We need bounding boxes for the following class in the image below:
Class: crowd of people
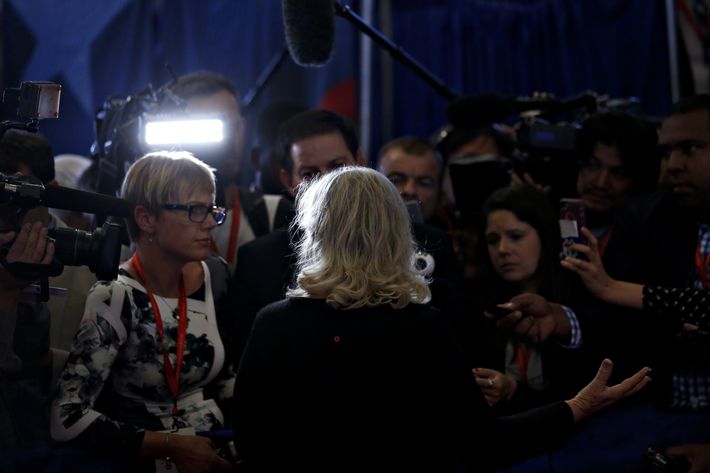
[1,69,709,472]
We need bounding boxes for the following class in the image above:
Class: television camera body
[442,91,642,218]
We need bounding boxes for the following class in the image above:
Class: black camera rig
[1,81,130,299]
[441,91,643,216]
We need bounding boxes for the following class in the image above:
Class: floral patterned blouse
[50,260,233,454]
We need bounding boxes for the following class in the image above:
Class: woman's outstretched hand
[565,358,650,422]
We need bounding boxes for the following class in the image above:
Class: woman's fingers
[580,227,598,248]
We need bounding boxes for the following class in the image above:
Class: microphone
[282,0,336,67]
[42,185,134,218]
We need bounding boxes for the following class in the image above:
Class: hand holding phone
[559,198,587,259]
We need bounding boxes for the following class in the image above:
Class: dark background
[1,0,672,184]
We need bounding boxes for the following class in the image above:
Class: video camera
[92,79,230,199]
[2,81,132,296]
[440,91,642,217]
[0,172,126,281]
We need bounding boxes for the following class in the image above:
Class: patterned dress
[50,260,233,454]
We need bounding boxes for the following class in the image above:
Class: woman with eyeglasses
[51,152,233,473]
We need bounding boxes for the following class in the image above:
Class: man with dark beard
[574,112,659,258]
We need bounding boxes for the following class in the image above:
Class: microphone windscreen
[282,0,336,67]
[42,185,134,218]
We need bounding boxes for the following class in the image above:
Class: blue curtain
[2,0,357,164]
[384,0,671,152]
[3,0,670,169]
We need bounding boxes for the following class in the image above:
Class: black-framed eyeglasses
[161,203,227,225]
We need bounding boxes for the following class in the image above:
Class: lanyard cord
[131,252,188,418]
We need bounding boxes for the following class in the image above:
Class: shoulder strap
[239,188,270,237]
[203,256,229,302]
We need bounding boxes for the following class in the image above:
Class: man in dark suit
[229,109,457,370]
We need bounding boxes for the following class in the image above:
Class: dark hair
[671,93,710,116]
[378,136,444,172]
[171,70,241,104]
[0,130,55,184]
[436,94,516,159]
[254,101,309,193]
[577,112,659,193]
[276,109,359,175]
[481,185,565,300]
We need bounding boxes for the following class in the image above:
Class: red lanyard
[209,192,241,264]
[597,226,614,258]
[516,343,530,384]
[676,0,710,44]
[131,253,188,418]
[695,241,710,289]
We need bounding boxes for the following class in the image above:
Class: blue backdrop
[3,0,671,180]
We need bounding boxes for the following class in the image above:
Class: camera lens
[48,222,123,280]
[48,227,94,267]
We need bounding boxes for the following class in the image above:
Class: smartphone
[559,198,586,259]
[472,298,513,319]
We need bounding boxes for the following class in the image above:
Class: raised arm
[560,226,644,310]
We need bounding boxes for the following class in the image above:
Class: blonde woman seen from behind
[232,166,651,473]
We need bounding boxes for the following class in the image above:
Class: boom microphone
[282,0,336,66]
[42,185,134,218]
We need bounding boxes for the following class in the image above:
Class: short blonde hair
[288,166,431,309]
[120,151,216,241]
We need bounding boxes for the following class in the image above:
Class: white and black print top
[50,260,234,454]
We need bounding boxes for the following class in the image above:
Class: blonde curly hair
[287,166,431,309]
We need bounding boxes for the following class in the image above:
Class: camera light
[144,118,224,145]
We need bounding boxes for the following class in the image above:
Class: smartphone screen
[559,198,586,259]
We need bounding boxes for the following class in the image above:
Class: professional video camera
[1,81,132,297]
[0,172,125,281]
[92,78,230,199]
[439,91,642,217]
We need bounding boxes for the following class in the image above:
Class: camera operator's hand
[0,222,55,306]
[5,222,54,266]
[565,358,650,422]
[509,172,551,194]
